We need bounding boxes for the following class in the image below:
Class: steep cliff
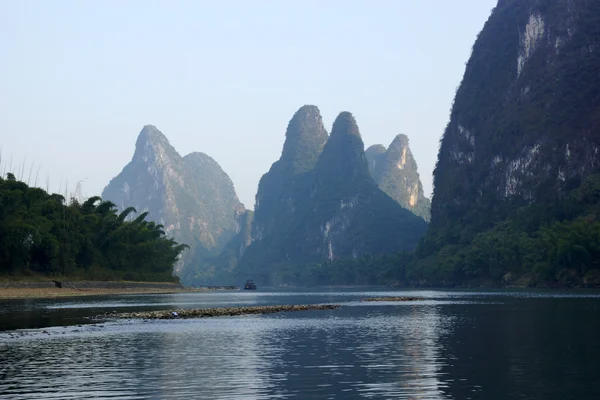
[252,105,329,243]
[239,108,428,283]
[430,0,600,240]
[102,125,244,281]
[366,134,431,220]
[417,0,600,287]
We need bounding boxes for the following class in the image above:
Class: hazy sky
[1,0,497,209]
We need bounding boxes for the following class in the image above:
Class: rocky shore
[361,296,424,302]
[100,304,341,320]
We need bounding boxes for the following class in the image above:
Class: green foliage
[0,174,187,281]
[252,105,329,250]
[431,0,600,247]
[259,252,414,287]
[279,105,330,175]
[419,0,600,287]
[412,173,600,287]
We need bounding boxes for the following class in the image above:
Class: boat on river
[244,280,257,290]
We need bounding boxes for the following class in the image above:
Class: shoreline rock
[99,304,341,320]
[360,296,424,302]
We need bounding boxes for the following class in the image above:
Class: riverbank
[0,281,235,299]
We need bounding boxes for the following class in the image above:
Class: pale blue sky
[0,0,497,208]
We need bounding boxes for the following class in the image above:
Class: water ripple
[2,290,600,399]
[0,304,456,399]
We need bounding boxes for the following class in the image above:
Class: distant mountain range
[102,125,245,282]
[202,106,428,285]
[102,111,430,285]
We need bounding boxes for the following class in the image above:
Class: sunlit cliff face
[102,125,244,279]
[365,134,431,221]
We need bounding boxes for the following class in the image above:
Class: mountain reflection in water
[1,290,599,399]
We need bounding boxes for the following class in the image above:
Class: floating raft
[101,304,341,320]
[360,296,424,302]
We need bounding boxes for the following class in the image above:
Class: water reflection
[0,304,454,399]
[244,304,453,399]
[156,318,288,399]
[351,305,451,398]
[1,291,600,399]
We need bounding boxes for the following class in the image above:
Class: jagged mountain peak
[141,124,161,134]
[366,144,387,155]
[253,105,328,238]
[366,134,431,221]
[389,133,410,150]
[316,112,370,184]
[136,124,168,145]
[233,107,428,284]
[386,134,416,170]
[280,105,329,174]
[133,125,176,162]
[102,125,244,284]
[331,112,361,139]
[288,104,322,126]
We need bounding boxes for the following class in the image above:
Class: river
[1,288,599,399]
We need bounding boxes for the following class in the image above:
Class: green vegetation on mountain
[413,173,600,287]
[102,125,244,284]
[411,0,600,287]
[0,173,186,282]
[251,105,329,244]
[233,107,428,285]
[252,252,414,287]
[366,134,431,221]
[184,209,254,284]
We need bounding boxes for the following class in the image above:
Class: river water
[0,288,599,399]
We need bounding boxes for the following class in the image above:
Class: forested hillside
[0,173,186,282]
[233,108,428,285]
[413,173,600,287]
[414,0,600,287]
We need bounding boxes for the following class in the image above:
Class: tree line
[0,173,187,282]
[410,173,600,288]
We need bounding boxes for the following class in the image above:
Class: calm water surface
[0,288,599,399]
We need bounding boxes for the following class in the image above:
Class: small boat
[244,280,257,290]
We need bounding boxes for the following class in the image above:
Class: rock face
[366,134,431,221]
[252,105,329,243]
[429,0,600,242]
[198,209,254,282]
[102,125,244,281]
[238,107,428,283]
